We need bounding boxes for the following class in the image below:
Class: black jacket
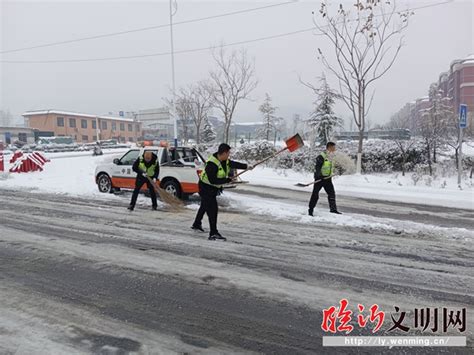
[313,154,325,180]
[132,153,160,180]
[200,153,248,191]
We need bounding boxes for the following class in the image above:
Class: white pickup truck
[95,146,205,199]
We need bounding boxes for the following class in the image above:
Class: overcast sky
[1,0,473,128]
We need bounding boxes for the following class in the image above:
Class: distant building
[137,107,170,127]
[393,54,474,135]
[136,107,174,141]
[443,55,474,115]
[0,126,37,145]
[230,122,263,136]
[23,110,142,143]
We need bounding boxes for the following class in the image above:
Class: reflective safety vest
[139,158,158,177]
[320,151,333,177]
[200,155,230,188]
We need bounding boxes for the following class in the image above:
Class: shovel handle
[303,175,334,187]
[234,147,288,178]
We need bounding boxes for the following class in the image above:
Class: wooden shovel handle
[304,175,334,186]
[233,147,288,178]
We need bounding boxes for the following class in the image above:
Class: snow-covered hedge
[194,138,470,176]
[335,139,428,173]
[333,151,357,175]
[195,143,219,159]
[231,140,277,162]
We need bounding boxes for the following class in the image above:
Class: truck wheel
[162,179,182,199]
[97,173,112,193]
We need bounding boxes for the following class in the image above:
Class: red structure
[9,151,50,173]
[10,151,23,164]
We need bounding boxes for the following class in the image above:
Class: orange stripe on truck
[112,176,161,191]
[181,182,199,194]
[111,176,199,194]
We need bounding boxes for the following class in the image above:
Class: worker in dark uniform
[308,141,342,216]
[128,150,160,211]
[192,143,251,241]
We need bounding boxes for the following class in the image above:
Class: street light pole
[169,0,178,147]
[457,104,467,188]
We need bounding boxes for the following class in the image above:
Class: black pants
[130,177,157,208]
[309,178,337,212]
[194,182,219,235]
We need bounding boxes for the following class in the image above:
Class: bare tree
[386,111,415,176]
[209,45,258,143]
[387,107,411,131]
[314,0,412,173]
[443,100,462,168]
[166,92,193,145]
[418,84,452,176]
[167,82,213,145]
[186,80,214,144]
[177,97,193,144]
[395,139,416,176]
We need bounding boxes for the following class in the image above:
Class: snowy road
[0,188,472,354]
[230,183,474,229]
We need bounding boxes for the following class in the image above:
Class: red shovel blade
[285,133,304,152]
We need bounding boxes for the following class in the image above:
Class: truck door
[111,150,139,189]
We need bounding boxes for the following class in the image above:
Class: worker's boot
[209,232,226,241]
[127,204,134,211]
[308,208,314,217]
[191,224,205,233]
[329,198,341,214]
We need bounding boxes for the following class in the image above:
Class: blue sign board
[119,111,124,117]
[459,104,467,128]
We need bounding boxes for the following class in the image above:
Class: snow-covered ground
[210,192,473,242]
[0,149,128,197]
[1,150,472,210]
[2,188,471,353]
[1,150,472,353]
[242,167,473,210]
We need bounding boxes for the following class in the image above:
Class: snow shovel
[142,173,184,211]
[233,133,304,178]
[295,175,334,187]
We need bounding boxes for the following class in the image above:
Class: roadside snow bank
[0,151,162,208]
[216,192,473,241]
[1,151,471,210]
[242,167,473,210]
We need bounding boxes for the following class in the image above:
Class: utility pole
[95,116,100,142]
[458,104,468,188]
[133,112,138,143]
[169,0,178,148]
